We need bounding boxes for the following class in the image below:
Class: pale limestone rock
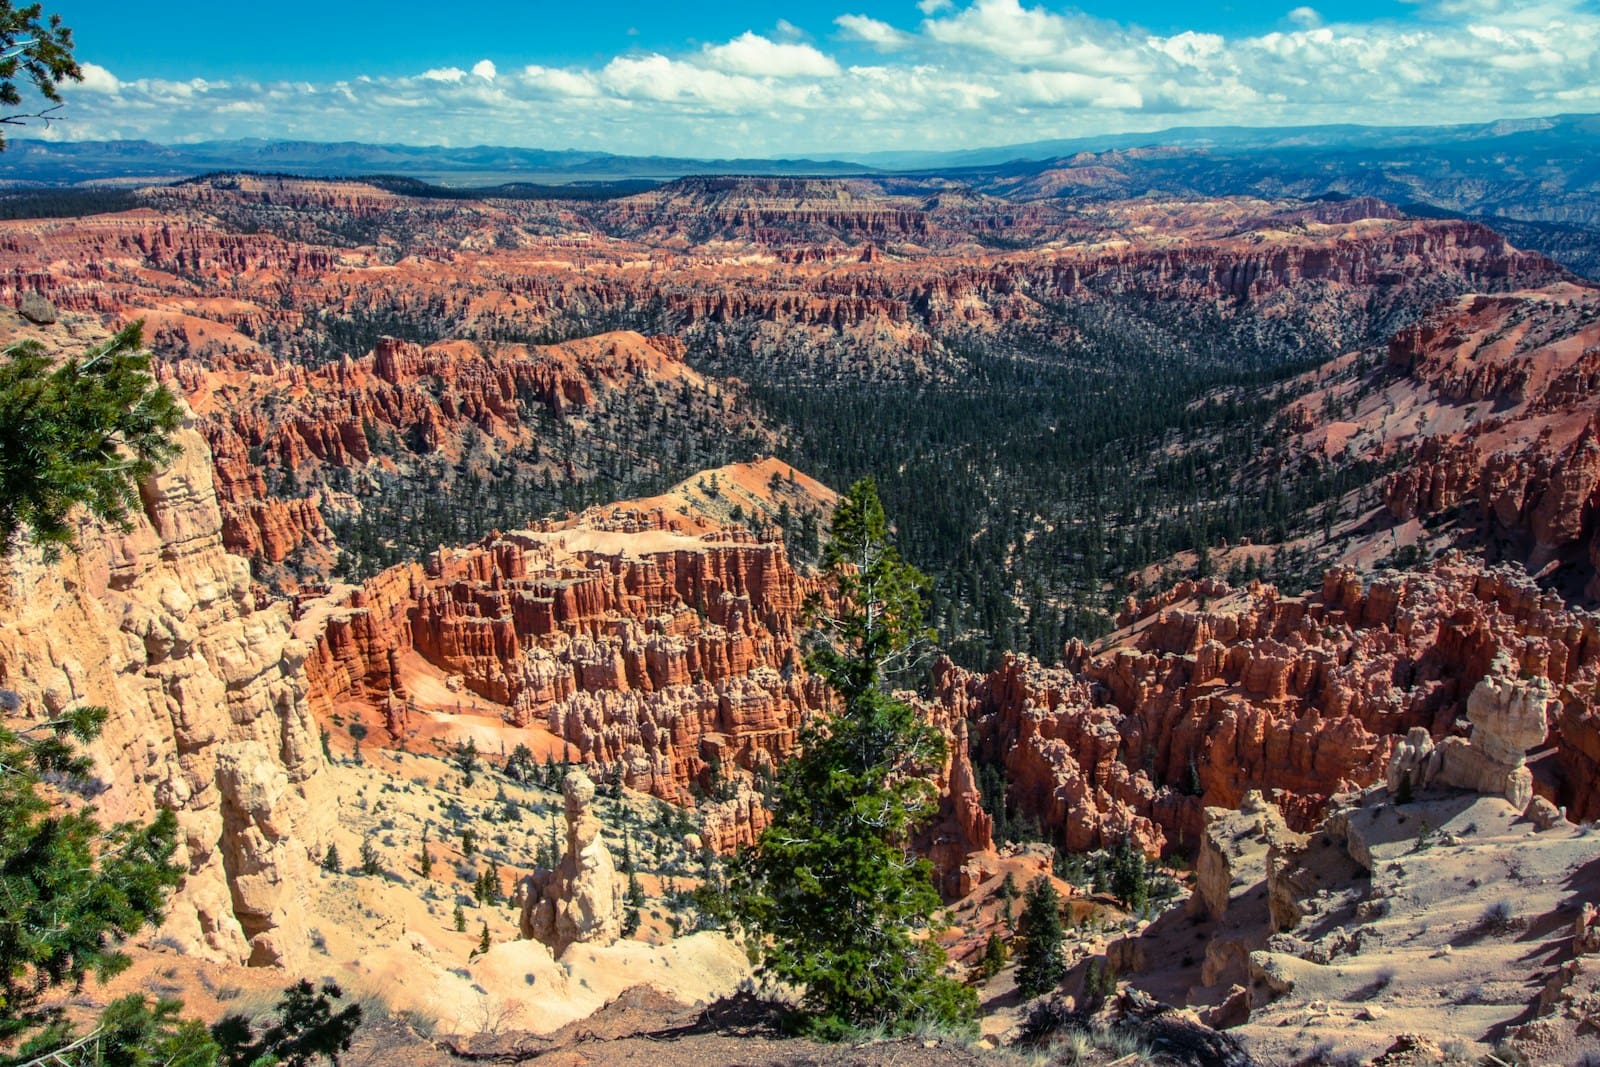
[1528,796,1563,830]
[0,407,329,968]
[1202,985,1251,1029]
[1191,791,1293,922]
[1384,726,1440,797]
[1384,653,1551,812]
[521,770,623,955]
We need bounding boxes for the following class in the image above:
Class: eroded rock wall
[940,555,1600,853]
[0,409,329,968]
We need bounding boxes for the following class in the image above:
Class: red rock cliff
[939,555,1600,854]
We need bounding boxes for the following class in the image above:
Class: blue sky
[57,1,1414,80]
[28,0,1600,155]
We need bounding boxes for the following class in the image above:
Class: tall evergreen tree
[1015,877,1067,998]
[727,479,974,1034]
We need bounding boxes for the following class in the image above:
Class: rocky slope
[1265,283,1600,593]
[0,322,329,968]
[172,328,766,578]
[937,555,1600,856]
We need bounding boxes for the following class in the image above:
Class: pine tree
[0,1,80,152]
[212,979,361,1067]
[475,922,491,956]
[321,843,342,873]
[453,903,466,932]
[1107,835,1151,913]
[461,827,476,857]
[359,837,381,876]
[727,479,975,1034]
[419,829,432,877]
[0,698,184,1049]
[980,932,1008,979]
[454,738,479,785]
[1016,877,1067,998]
[507,742,534,783]
[1,322,182,558]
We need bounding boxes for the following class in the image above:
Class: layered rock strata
[0,404,328,968]
[302,517,828,820]
[938,555,1600,855]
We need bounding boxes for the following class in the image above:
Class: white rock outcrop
[521,769,623,955]
[1386,651,1552,812]
[0,405,329,967]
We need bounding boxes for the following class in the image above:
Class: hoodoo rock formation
[1387,650,1553,810]
[938,555,1600,854]
[521,770,623,955]
[300,508,830,842]
[0,397,329,969]
[180,329,768,573]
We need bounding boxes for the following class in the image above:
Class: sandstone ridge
[0,384,329,968]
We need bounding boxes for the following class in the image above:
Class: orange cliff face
[298,514,826,845]
[1281,284,1600,588]
[174,329,760,570]
[936,555,1600,855]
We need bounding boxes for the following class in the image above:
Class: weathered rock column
[520,770,623,955]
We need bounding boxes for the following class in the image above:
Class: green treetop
[0,323,182,559]
[1015,876,1067,998]
[0,699,185,1049]
[0,1,80,148]
[726,478,974,1036]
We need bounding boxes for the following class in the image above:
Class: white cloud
[74,62,121,94]
[835,14,914,49]
[701,32,840,77]
[39,0,1600,157]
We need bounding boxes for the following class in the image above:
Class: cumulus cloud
[75,62,121,93]
[701,32,840,77]
[44,1,1600,157]
[835,14,915,49]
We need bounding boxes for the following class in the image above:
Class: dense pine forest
[705,294,1403,668]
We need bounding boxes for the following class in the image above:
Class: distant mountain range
[0,137,875,186]
[3,113,1598,276]
[5,112,1595,185]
